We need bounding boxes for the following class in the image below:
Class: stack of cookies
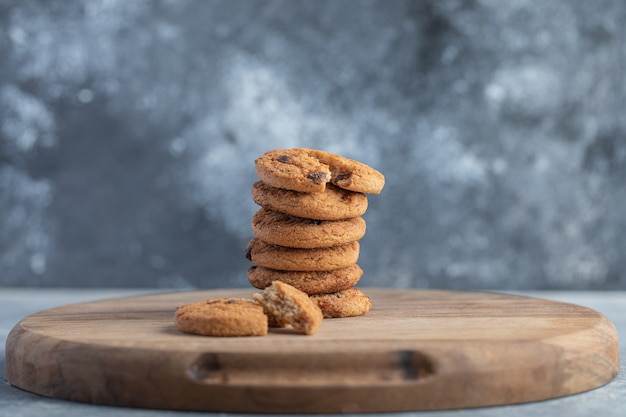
[246,148,384,319]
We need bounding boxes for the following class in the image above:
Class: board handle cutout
[187,350,436,386]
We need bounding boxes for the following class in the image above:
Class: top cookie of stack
[255,148,385,195]
[247,148,384,319]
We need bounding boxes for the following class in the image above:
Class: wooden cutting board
[5,289,620,413]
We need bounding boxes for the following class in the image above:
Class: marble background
[1,0,625,290]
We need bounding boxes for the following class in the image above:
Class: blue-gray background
[1,0,625,290]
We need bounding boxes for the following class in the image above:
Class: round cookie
[255,148,385,194]
[248,264,363,295]
[253,281,324,335]
[255,148,331,193]
[252,208,366,248]
[174,298,268,337]
[252,181,368,221]
[310,288,372,318]
[245,237,360,271]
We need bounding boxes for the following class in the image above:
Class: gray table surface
[1,288,624,417]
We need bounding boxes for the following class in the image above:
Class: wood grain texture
[5,289,620,413]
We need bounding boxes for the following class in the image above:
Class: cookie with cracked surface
[252,208,366,248]
[304,148,385,194]
[174,298,268,337]
[247,264,363,295]
[253,281,324,335]
[251,181,368,221]
[310,288,372,318]
[255,148,385,194]
[246,237,360,271]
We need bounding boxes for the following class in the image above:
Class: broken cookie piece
[253,281,324,335]
[174,298,268,337]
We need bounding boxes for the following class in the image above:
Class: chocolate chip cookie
[252,208,366,248]
[247,264,363,295]
[255,148,385,194]
[174,298,268,337]
[251,181,368,221]
[246,237,360,271]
